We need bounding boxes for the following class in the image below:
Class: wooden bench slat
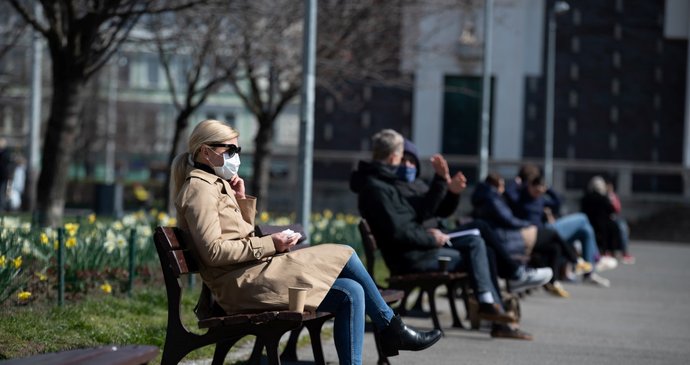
[358,218,470,333]
[3,345,159,365]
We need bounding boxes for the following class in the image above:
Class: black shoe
[379,315,442,357]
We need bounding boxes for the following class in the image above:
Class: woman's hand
[229,175,245,199]
[448,171,467,194]
[430,154,451,183]
[271,232,300,253]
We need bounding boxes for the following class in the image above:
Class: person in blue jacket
[472,172,587,297]
[503,164,614,287]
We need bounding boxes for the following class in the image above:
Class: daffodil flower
[17,291,31,301]
[65,237,77,248]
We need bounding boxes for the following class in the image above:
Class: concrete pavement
[292,240,690,365]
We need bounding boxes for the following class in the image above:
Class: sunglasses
[207,143,241,157]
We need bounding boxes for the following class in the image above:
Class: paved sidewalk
[292,240,690,365]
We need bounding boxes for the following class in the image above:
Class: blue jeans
[548,213,600,264]
[317,254,395,365]
[615,217,630,254]
[448,235,502,305]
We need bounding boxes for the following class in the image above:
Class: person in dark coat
[503,164,614,288]
[394,139,551,294]
[581,176,622,257]
[350,129,530,340]
[472,173,585,298]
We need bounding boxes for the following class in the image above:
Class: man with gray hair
[351,129,532,339]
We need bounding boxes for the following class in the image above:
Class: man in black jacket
[396,139,552,293]
[350,129,529,338]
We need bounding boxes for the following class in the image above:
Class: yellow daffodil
[133,185,150,201]
[0,255,5,268]
[88,214,97,224]
[64,223,79,236]
[65,237,77,248]
[53,240,59,250]
[36,272,48,281]
[100,282,112,294]
[323,209,333,220]
[17,291,31,301]
[157,212,167,222]
[40,232,50,245]
[12,256,22,269]
[260,212,269,223]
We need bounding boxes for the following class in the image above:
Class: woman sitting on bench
[170,119,441,364]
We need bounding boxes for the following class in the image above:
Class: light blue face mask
[396,165,417,183]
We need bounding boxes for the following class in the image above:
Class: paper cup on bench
[288,287,309,313]
[438,256,452,272]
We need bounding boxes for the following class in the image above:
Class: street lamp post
[478,0,493,182]
[544,1,569,186]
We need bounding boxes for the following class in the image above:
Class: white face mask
[212,152,241,180]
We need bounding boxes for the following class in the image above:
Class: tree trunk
[251,115,274,213]
[163,109,192,213]
[36,63,85,227]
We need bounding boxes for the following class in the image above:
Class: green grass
[0,253,391,363]
[0,285,222,363]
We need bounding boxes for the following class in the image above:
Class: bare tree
[141,3,240,210]
[222,0,410,211]
[0,4,27,96]
[7,0,203,226]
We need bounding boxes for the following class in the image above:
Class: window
[147,56,159,88]
[612,52,621,68]
[569,90,578,108]
[610,106,619,123]
[323,123,333,141]
[571,37,580,53]
[611,79,619,96]
[570,63,579,81]
[609,133,617,150]
[614,24,622,40]
[360,111,370,128]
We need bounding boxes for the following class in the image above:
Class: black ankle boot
[379,315,442,356]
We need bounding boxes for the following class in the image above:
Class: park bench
[2,345,159,365]
[154,225,403,365]
[358,218,470,333]
[154,226,333,365]
[254,224,404,365]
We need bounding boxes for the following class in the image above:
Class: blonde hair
[371,129,403,161]
[170,119,239,200]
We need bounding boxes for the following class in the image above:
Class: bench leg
[211,337,242,365]
[424,287,443,334]
[248,337,264,365]
[446,282,465,329]
[279,326,303,362]
[305,317,331,365]
[264,333,283,365]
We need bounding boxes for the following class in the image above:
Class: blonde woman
[170,119,441,364]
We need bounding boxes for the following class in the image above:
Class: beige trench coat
[175,168,353,314]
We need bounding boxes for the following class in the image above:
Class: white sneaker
[595,256,618,272]
[583,272,610,288]
[509,267,553,293]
